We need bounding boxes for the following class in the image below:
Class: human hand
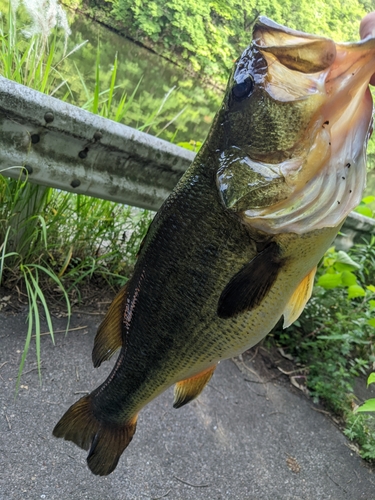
[360,12,375,85]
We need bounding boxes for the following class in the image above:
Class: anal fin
[283,266,317,328]
[218,242,283,319]
[173,366,216,409]
[92,284,128,368]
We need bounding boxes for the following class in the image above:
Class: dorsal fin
[283,266,317,328]
[92,284,128,368]
[217,242,284,319]
[173,365,216,409]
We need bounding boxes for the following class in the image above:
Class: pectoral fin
[173,366,216,409]
[92,284,128,368]
[217,242,283,319]
[283,266,317,328]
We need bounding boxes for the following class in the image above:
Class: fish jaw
[220,17,375,235]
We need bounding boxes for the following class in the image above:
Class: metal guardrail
[0,77,195,211]
[0,76,374,246]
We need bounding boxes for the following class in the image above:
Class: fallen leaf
[286,456,301,473]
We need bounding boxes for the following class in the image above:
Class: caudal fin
[53,395,137,476]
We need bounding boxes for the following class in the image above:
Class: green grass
[0,1,168,387]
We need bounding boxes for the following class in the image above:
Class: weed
[345,411,375,460]
[270,241,375,459]
[355,373,375,414]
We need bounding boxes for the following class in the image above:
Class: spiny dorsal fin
[173,365,216,409]
[217,242,283,319]
[283,266,317,328]
[92,284,128,368]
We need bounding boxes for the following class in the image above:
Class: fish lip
[252,17,337,75]
[325,39,375,88]
[255,16,331,42]
[253,16,375,79]
[240,17,375,235]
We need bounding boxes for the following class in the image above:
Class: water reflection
[62,10,223,144]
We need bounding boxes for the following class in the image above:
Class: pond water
[61,10,224,145]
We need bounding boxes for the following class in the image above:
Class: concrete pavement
[1,308,374,499]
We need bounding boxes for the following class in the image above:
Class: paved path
[1,309,374,499]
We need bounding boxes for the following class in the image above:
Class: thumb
[360,12,375,85]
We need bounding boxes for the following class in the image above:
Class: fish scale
[53,16,375,476]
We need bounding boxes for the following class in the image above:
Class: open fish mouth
[240,17,375,234]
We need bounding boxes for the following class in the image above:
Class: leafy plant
[177,140,203,152]
[354,196,375,218]
[355,373,375,413]
[344,410,375,460]
[15,262,71,393]
[317,247,365,299]
[270,238,375,458]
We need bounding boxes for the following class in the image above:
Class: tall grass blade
[26,266,56,346]
[92,43,101,114]
[0,227,18,286]
[73,61,91,102]
[29,263,71,331]
[58,246,73,278]
[114,76,143,123]
[15,271,34,395]
[40,32,57,93]
[59,39,88,65]
[107,52,118,112]
[155,107,187,137]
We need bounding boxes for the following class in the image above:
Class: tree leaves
[110,0,368,83]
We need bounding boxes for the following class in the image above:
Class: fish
[53,16,375,475]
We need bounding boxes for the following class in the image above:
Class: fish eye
[231,75,254,101]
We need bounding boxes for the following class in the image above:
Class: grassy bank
[0,0,157,388]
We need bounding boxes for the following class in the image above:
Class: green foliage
[0,1,158,384]
[355,196,375,218]
[177,140,203,152]
[15,262,71,394]
[111,0,236,77]
[317,247,365,299]
[270,237,375,458]
[55,9,220,144]
[344,411,375,459]
[108,0,369,82]
[0,0,76,94]
[355,373,375,413]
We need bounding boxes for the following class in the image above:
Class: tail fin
[53,395,137,476]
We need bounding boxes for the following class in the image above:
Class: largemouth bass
[53,17,375,475]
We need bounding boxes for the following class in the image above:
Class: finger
[360,12,375,85]
[360,12,375,40]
